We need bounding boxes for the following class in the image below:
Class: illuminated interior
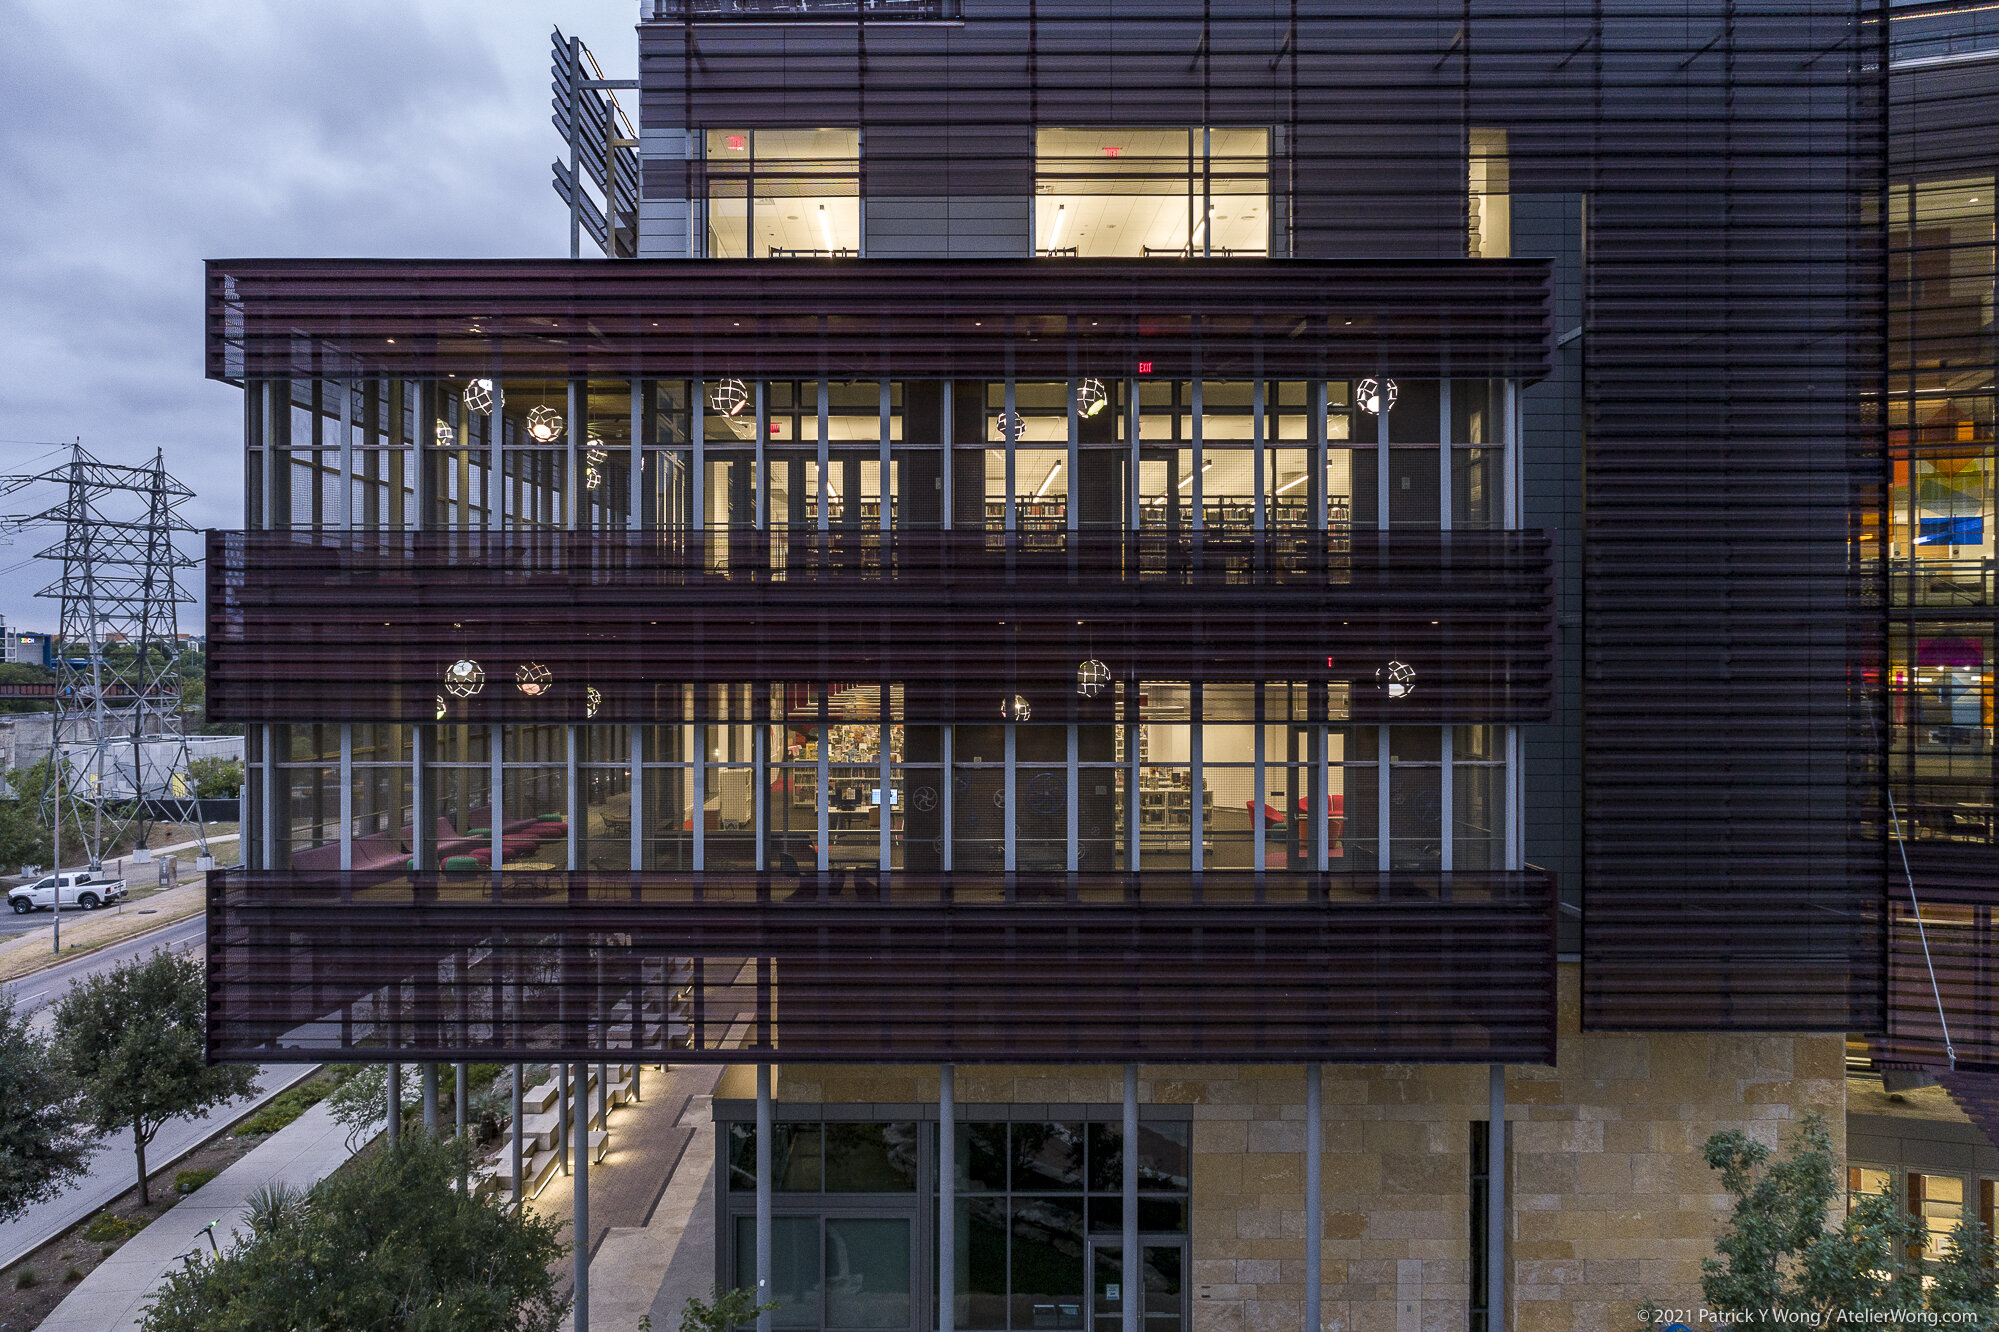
[705,128,862,258]
[1034,127,1270,257]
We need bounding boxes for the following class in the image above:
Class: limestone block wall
[775,965,1846,1332]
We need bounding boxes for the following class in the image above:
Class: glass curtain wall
[243,374,1518,874]
[1887,177,1997,846]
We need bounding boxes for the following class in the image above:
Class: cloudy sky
[0,0,639,633]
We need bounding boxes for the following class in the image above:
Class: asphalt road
[2,912,206,1024]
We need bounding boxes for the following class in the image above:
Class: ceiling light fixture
[1048,203,1068,249]
[1355,378,1398,415]
[525,404,565,443]
[816,203,835,251]
[1035,460,1063,498]
[710,378,751,419]
[1075,377,1109,418]
[462,379,495,415]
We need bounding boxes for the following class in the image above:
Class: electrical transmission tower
[0,442,205,868]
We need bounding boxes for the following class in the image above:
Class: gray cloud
[0,0,638,632]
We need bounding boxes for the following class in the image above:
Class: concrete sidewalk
[0,1063,316,1271]
[578,1065,725,1332]
[37,1097,367,1331]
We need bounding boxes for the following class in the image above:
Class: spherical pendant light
[434,694,448,721]
[462,378,496,415]
[585,686,602,719]
[1355,378,1398,416]
[1075,378,1109,419]
[1377,660,1416,699]
[444,659,486,697]
[709,378,751,419]
[1002,694,1032,721]
[515,662,554,697]
[434,420,455,447]
[1077,659,1110,697]
[995,410,1026,442]
[525,404,565,443]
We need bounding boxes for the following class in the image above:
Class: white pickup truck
[8,870,127,914]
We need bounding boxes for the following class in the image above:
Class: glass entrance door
[1087,1240,1185,1332]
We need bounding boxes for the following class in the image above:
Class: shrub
[173,1168,218,1195]
[64,1264,84,1283]
[16,1265,39,1289]
[233,1080,332,1137]
[83,1211,139,1243]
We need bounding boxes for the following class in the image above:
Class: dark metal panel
[1574,1,1888,1031]
[203,258,1554,383]
[204,867,1558,1064]
[206,528,1557,724]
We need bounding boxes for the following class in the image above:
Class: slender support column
[941,380,954,532]
[939,1065,956,1332]
[1305,1066,1322,1332]
[817,378,830,533]
[630,726,645,871]
[1375,373,1390,531]
[880,708,891,875]
[1003,724,1017,873]
[558,1062,570,1173]
[1252,713,1266,874]
[568,380,584,529]
[338,723,353,871]
[756,1064,774,1332]
[492,726,505,870]
[1064,724,1078,874]
[456,1062,469,1192]
[693,722,707,871]
[512,1062,524,1205]
[597,1059,608,1130]
[690,378,705,537]
[1189,702,1203,873]
[574,1061,591,1332]
[755,381,768,528]
[1251,369,1265,532]
[568,725,581,871]
[1440,727,1455,872]
[1488,1065,1506,1332]
[815,701,830,873]
[940,727,954,873]
[1003,368,1017,531]
[388,1062,402,1144]
[755,725,768,872]
[1378,727,1392,868]
[1190,377,1204,533]
[422,1063,438,1133]
[631,380,646,531]
[1122,1065,1139,1332]
[1438,376,1453,529]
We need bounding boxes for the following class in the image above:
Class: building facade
[201,0,1999,1328]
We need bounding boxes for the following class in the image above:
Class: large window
[721,1116,1190,1332]
[706,129,862,258]
[1034,128,1269,258]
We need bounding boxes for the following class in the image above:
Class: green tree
[0,996,94,1223]
[186,757,242,799]
[140,1130,569,1332]
[0,662,54,714]
[1641,1112,1998,1326]
[53,949,256,1206]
